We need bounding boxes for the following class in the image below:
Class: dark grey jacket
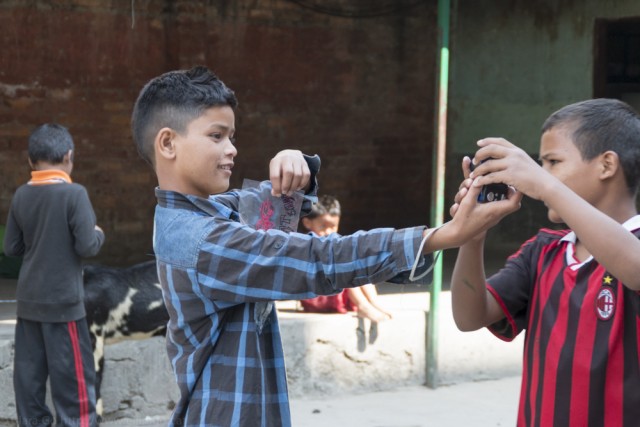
[4,181,104,322]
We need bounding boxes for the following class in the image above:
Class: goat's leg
[92,331,105,421]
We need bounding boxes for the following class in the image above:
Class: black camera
[469,158,508,203]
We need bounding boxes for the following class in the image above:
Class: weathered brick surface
[0,0,437,265]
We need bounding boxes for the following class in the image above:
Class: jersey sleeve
[485,234,542,341]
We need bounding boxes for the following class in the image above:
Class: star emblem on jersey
[595,286,616,321]
[603,275,613,285]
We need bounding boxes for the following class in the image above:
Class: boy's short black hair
[28,123,74,164]
[307,195,341,219]
[131,65,238,167]
[542,98,640,195]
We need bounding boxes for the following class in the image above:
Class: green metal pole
[426,0,450,389]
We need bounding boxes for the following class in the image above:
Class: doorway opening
[594,17,640,111]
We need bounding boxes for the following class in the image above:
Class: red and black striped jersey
[486,216,640,427]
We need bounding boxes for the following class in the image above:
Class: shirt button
[274,240,284,249]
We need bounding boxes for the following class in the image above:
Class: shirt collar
[562,214,640,268]
[29,170,72,185]
[155,187,239,221]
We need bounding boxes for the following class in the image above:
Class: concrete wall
[448,0,640,249]
[0,0,438,266]
[0,293,524,425]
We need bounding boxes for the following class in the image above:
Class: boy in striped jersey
[450,98,640,426]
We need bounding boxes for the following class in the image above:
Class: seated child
[300,195,393,323]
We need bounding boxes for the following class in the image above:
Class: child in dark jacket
[4,123,105,427]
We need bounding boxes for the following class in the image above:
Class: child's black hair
[542,98,640,195]
[131,66,238,167]
[28,123,74,164]
[307,195,342,219]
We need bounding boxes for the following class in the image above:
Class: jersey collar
[562,214,640,269]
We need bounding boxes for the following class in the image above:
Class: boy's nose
[226,141,238,156]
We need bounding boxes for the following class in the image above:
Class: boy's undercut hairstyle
[28,123,74,164]
[542,98,640,195]
[308,195,341,219]
[131,65,238,167]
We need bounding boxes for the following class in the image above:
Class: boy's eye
[230,136,236,144]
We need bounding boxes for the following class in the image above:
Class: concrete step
[0,291,523,425]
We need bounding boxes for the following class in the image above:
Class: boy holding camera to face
[450,98,640,426]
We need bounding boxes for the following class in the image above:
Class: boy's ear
[63,149,73,163]
[155,127,177,161]
[599,150,619,180]
[301,217,311,230]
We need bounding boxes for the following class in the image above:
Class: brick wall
[0,0,437,265]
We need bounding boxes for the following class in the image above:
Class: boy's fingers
[294,164,311,193]
[454,186,468,205]
[270,150,310,196]
[458,178,482,210]
[269,157,285,196]
[449,203,460,218]
[476,137,514,149]
[274,163,294,196]
[461,156,473,179]
[283,163,295,194]
[508,188,524,207]
[289,161,309,194]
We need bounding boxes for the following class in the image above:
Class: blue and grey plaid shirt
[153,187,430,427]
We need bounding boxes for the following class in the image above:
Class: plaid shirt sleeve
[196,221,426,302]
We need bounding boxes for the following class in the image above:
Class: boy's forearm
[541,181,640,290]
[450,240,494,331]
[423,222,460,252]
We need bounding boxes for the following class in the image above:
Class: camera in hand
[469,158,509,203]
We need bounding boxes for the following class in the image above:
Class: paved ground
[99,376,521,426]
[290,376,520,427]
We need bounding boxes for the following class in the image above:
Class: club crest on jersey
[595,275,616,321]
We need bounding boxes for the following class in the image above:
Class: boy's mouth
[219,164,234,171]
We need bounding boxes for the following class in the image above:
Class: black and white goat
[83,259,168,418]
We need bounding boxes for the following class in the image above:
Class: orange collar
[29,170,72,185]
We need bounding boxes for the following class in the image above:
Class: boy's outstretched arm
[269,149,312,197]
[472,137,640,291]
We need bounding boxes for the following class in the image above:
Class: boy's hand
[447,177,522,247]
[471,138,551,201]
[449,155,473,219]
[434,155,522,250]
[269,150,311,197]
[449,156,490,243]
